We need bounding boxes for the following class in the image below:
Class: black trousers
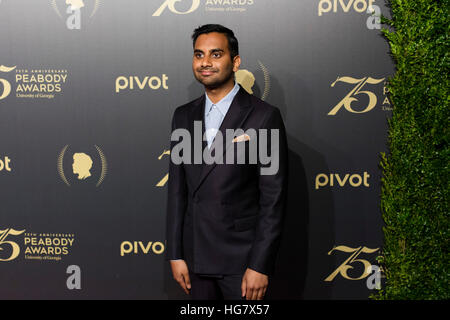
[189,272,246,300]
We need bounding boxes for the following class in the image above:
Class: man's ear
[233,55,241,73]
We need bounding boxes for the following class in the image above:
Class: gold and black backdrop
[0,0,394,299]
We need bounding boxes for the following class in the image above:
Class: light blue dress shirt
[204,82,240,149]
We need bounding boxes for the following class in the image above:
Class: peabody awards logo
[57,144,107,187]
[327,76,388,115]
[0,228,75,262]
[152,0,255,15]
[51,0,101,30]
[0,65,69,100]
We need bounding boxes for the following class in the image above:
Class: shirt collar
[205,82,240,117]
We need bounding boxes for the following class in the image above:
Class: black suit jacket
[166,86,288,276]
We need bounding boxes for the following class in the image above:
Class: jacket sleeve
[247,108,288,275]
[165,109,188,260]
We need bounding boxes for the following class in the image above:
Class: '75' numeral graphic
[0,65,16,100]
[156,149,170,187]
[324,245,379,281]
[328,76,385,115]
[0,228,25,261]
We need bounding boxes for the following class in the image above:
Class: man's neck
[205,79,236,104]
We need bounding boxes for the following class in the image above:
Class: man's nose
[201,56,212,68]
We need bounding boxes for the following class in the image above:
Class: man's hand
[241,268,268,300]
[170,260,191,295]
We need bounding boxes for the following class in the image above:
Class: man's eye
[195,53,203,58]
[213,53,221,58]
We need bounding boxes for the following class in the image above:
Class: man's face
[192,32,240,89]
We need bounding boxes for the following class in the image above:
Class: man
[166,24,288,300]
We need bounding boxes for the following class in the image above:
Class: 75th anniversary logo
[0,64,69,101]
[0,228,75,262]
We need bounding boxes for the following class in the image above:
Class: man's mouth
[199,69,217,76]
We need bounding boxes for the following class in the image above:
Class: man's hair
[192,24,239,61]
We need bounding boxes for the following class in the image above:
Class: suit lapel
[189,94,207,151]
[187,95,207,190]
[193,87,254,195]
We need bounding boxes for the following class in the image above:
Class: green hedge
[374,0,449,299]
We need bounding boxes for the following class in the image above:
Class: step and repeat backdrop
[0,0,394,299]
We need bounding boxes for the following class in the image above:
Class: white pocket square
[232,134,251,143]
